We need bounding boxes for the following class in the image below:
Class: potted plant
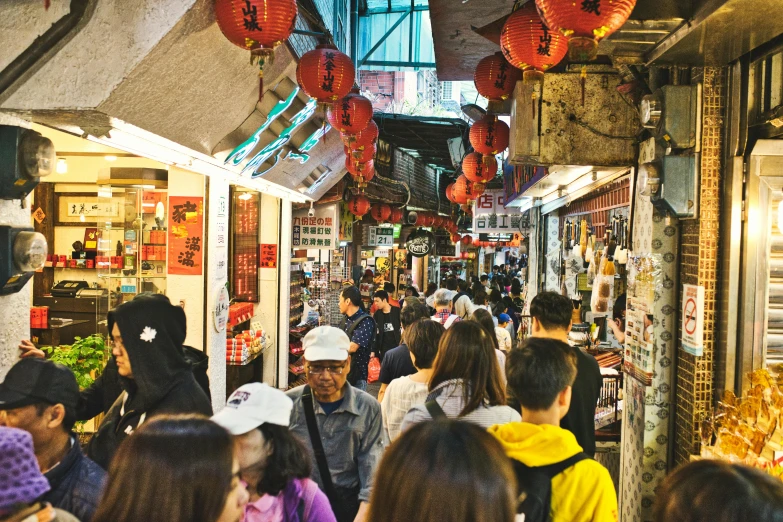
[43,334,108,389]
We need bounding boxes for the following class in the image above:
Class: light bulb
[56,158,68,174]
[105,155,117,162]
[778,199,783,233]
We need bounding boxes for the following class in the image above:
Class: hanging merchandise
[296,44,355,105]
[347,194,371,219]
[371,203,392,223]
[215,0,298,101]
[327,90,373,135]
[535,0,637,61]
[473,52,522,112]
[500,2,568,85]
[469,115,510,155]
[462,152,498,184]
[388,207,404,224]
[344,120,379,151]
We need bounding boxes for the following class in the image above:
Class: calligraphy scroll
[168,196,204,275]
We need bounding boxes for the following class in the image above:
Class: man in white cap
[287,326,383,522]
[212,383,336,522]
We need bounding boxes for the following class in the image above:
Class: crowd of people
[1,276,782,521]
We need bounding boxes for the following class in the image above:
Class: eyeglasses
[306,364,347,375]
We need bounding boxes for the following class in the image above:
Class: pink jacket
[243,477,336,522]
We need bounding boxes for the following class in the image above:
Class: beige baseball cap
[303,326,351,362]
[212,383,292,435]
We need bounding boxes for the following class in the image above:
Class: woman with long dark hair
[400,321,519,430]
[369,420,517,522]
[93,415,248,522]
[212,383,335,522]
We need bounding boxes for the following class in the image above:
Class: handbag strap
[425,399,447,420]
[301,386,340,502]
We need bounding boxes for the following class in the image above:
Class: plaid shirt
[432,309,461,326]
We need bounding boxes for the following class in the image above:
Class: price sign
[368,226,394,247]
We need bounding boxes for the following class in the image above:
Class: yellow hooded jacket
[488,422,618,522]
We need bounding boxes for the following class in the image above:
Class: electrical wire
[567,114,637,141]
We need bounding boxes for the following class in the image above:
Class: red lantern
[348,144,376,163]
[461,204,473,214]
[297,44,355,103]
[352,170,375,185]
[535,0,637,61]
[453,175,471,205]
[460,236,472,247]
[215,0,298,100]
[389,207,404,224]
[348,194,371,219]
[473,237,482,247]
[451,233,462,243]
[474,52,522,104]
[327,92,373,134]
[446,183,456,203]
[470,115,510,155]
[371,203,392,222]
[346,158,375,177]
[345,120,379,150]
[463,152,498,184]
[500,3,568,84]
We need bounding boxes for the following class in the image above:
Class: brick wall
[675,67,727,464]
[359,70,403,112]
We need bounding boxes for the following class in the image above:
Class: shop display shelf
[97,274,168,279]
[227,348,264,367]
[288,361,305,375]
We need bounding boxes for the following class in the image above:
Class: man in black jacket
[0,359,106,521]
[526,292,602,457]
[87,296,213,469]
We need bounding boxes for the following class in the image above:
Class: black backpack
[339,313,376,385]
[512,453,590,522]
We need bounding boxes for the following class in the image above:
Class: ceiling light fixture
[105,155,117,162]
[238,192,253,201]
[56,158,68,174]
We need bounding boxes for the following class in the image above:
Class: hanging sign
[368,226,394,247]
[259,244,278,268]
[473,189,525,233]
[406,229,435,258]
[168,197,204,275]
[292,204,338,250]
[682,284,705,356]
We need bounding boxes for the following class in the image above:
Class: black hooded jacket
[86,298,212,469]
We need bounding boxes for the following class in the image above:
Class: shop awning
[374,114,468,171]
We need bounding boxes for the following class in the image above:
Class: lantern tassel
[580,66,587,107]
[258,63,265,103]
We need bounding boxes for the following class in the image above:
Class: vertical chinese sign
[168,196,204,275]
[234,193,259,302]
[292,204,339,250]
[259,244,278,268]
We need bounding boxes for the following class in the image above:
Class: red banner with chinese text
[168,196,204,275]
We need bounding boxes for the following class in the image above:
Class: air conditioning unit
[508,72,639,167]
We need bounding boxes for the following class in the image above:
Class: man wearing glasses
[287,326,383,522]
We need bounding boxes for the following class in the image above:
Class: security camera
[308,202,315,218]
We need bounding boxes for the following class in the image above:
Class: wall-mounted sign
[168,197,204,275]
[473,189,525,233]
[435,235,456,257]
[368,226,394,247]
[682,284,705,356]
[259,244,278,268]
[293,204,338,250]
[406,229,435,258]
[213,285,230,332]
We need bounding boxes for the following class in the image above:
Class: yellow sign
[376,257,391,274]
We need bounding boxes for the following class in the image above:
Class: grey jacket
[400,379,520,431]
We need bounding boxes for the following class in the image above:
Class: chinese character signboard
[168,196,204,275]
[473,189,524,233]
[292,204,338,250]
[339,202,353,241]
[367,226,394,247]
[406,229,435,258]
[259,244,278,268]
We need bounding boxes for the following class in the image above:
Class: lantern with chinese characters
[371,203,392,223]
[463,152,498,184]
[327,91,373,135]
[346,158,375,177]
[446,183,456,203]
[389,207,404,224]
[535,0,637,61]
[500,2,568,86]
[474,52,522,112]
[344,144,376,163]
[470,116,510,155]
[215,0,298,101]
[453,175,471,204]
[345,120,379,151]
[296,44,355,104]
[348,194,371,219]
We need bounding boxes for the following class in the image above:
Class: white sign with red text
[472,189,524,233]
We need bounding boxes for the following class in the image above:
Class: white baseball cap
[303,326,350,362]
[212,383,292,435]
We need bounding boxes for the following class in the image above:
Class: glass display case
[96,185,168,315]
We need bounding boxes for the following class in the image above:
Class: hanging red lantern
[463,152,499,184]
[461,204,473,214]
[450,233,462,243]
[474,52,522,109]
[215,0,298,101]
[500,3,568,85]
[345,158,375,177]
[460,236,472,247]
[348,144,376,163]
[296,44,355,104]
[445,183,456,203]
[348,194,371,219]
[453,175,471,205]
[345,120,379,150]
[473,237,482,247]
[351,170,375,186]
[389,207,404,224]
[470,115,510,155]
[371,203,392,222]
[535,0,637,61]
[327,92,373,134]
